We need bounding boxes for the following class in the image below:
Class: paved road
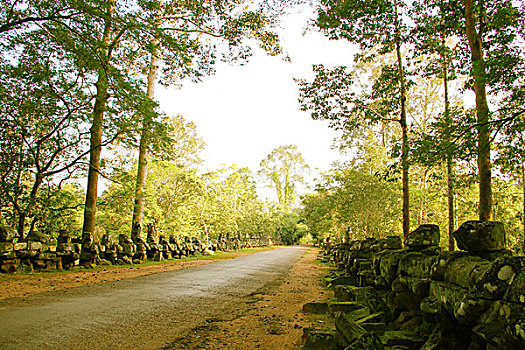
[0,246,307,350]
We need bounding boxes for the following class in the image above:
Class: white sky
[155,8,356,195]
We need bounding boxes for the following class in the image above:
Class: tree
[496,111,525,252]
[99,113,205,237]
[0,0,81,35]
[302,130,400,242]
[33,0,161,237]
[410,0,461,249]
[130,0,282,239]
[258,145,309,211]
[307,0,412,237]
[0,26,92,237]
[460,0,523,220]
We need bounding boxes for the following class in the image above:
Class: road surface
[0,246,307,350]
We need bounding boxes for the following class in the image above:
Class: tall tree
[82,0,116,237]
[411,0,462,249]
[258,145,309,211]
[460,0,523,220]
[35,0,157,237]
[312,0,412,237]
[130,0,282,238]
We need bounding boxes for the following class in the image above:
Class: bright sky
[156,7,356,188]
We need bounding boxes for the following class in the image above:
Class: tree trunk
[522,165,525,252]
[441,33,455,251]
[447,153,455,250]
[16,174,43,239]
[131,37,160,238]
[82,1,115,236]
[394,0,410,238]
[464,0,493,221]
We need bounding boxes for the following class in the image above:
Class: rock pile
[304,221,525,350]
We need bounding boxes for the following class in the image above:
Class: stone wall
[307,221,525,349]
[0,224,273,273]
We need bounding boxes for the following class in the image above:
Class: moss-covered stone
[430,251,469,281]
[302,328,336,350]
[404,224,440,249]
[302,301,329,314]
[453,221,506,253]
[328,275,357,288]
[505,268,525,304]
[0,224,16,242]
[398,252,437,279]
[379,249,408,284]
[334,311,368,344]
[428,281,466,316]
[380,330,425,349]
[347,332,385,349]
[328,301,364,316]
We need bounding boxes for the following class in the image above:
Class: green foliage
[301,134,400,241]
[258,144,309,211]
[98,161,280,241]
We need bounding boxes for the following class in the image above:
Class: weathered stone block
[121,243,135,255]
[473,320,525,350]
[334,311,368,344]
[0,250,16,259]
[420,296,441,314]
[430,251,469,281]
[302,301,329,314]
[328,302,364,316]
[0,258,19,273]
[328,275,357,288]
[404,224,440,249]
[334,285,375,303]
[505,268,525,304]
[444,256,521,300]
[118,234,133,245]
[347,332,384,349]
[28,241,42,251]
[379,249,407,284]
[428,280,467,316]
[38,251,57,260]
[0,242,14,252]
[0,224,16,242]
[302,328,336,350]
[443,256,489,289]
[453,221,506,252]
[381,330,426,349]
[13,242,27,251]
[453,296,492,325]
[384,235,402,250]
[57,243,75,253]
[471,256,523,299]
[398,252,437,278]
[24,231,48,243]
[394,276,430,298]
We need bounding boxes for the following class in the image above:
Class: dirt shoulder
[167,246,331,350]
[0,247,277,301]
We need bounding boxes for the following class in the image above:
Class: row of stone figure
[316,221,525,350]
[0,224,271,273]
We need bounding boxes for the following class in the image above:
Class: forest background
[1,0,524,252]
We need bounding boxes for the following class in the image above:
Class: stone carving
[0,225,271,273]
